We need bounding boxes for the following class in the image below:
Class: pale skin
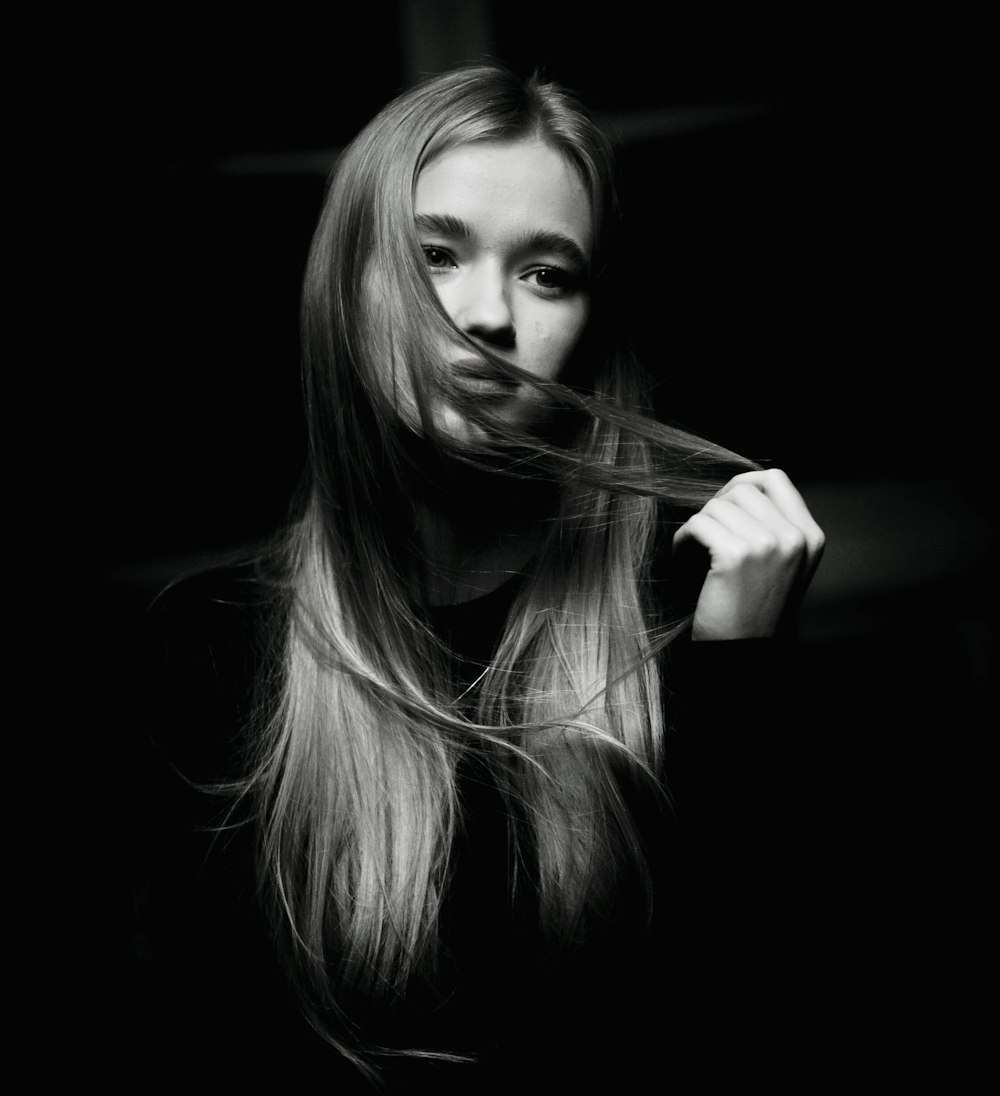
[675,468,825,640]
[412,137,824,631]
[413,137,592,440]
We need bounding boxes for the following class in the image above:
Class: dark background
[93,2,992,725]
[89,4,987,573]
[85,6,990,741]
[76,5,989,1076]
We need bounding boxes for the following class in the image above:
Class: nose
[453,262,515,349]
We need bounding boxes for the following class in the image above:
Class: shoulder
[664,632,799,691]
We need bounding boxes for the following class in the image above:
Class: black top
[121,565,829,1091]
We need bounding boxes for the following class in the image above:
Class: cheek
[427,278,460,325]
[533,303,589,375]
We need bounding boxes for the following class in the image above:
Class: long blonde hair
[247,64,755,1071]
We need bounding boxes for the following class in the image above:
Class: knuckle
[727,538,759,565]
[780,527,807,554]
[718,546,744,570]
[802,521,825,553]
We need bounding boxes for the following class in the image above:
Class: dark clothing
[123,566,829,1090]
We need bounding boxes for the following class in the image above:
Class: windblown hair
[246,64,756,1073]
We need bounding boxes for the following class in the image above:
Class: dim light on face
[413,137,594,438]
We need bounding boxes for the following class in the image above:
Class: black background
[56,6,990,1082]
[82,6,986,568]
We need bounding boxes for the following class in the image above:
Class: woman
[137,64,824,1088]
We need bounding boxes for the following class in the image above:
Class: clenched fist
[674,469,825,641]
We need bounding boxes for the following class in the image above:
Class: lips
[448,357,520,395]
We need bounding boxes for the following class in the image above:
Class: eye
[422,246,455,271]
[525,266,583,297]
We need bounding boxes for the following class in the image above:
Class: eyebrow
[414,213,590,271]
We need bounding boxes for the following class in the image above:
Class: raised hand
[673,469,825,641]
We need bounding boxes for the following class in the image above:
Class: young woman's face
[413,137,593,436]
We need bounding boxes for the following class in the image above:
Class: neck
[406,440,558,606]
[416,507,544,606]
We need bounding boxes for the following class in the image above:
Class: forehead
[414,138,593,258]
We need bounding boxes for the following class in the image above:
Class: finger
[672,510,742,613]
[707,484,809,555]
[695,496,804,567]
[675,494,796,559]
[696,495,815,627]
[673,508,748,563]
[717,469,825,570]
[717,469,820,533]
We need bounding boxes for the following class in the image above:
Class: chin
[435,392,565,446]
